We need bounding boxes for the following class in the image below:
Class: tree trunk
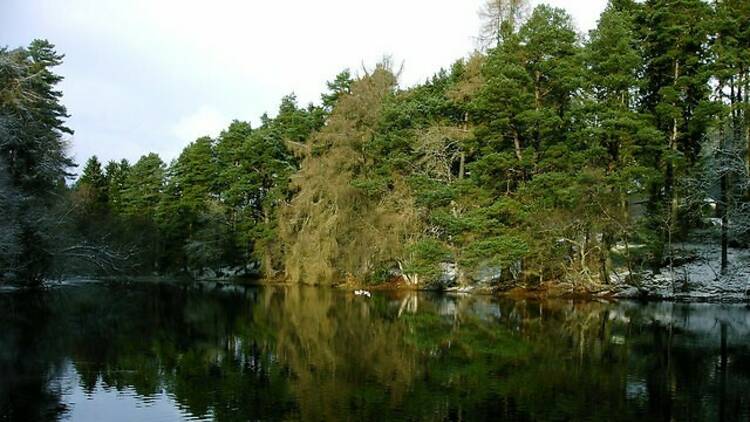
[747,103,750,197]
[668,60,680,214]
[534,71,541,150]
[459,111,469,180]
[663,59,681,272]
[719,114,729,274]
[720,170,729,273]
[599,230,612,285]
[513,130,522,162]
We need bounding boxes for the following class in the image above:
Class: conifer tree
[0,40,74,281]
[581,4,662,281]
[75,156,108,214]
[121,153,166,220]
[105,159,131,215]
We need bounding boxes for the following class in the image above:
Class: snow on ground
[612,243,750,301]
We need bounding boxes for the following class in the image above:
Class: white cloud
[172,106,229,144]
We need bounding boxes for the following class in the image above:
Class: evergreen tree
[105,159,131,214]
[579,3,662,281]
[215,120,252,197]
[75,155,108,215]
[116,153,166,270]
[272,94,325,144]
[637,0,714,198]
[473,5,581,189]
[0,40,74,282]
[163,137,221,270]
[321,70,353,111]
[121,153,166,219]
[635,0,715,268]
[472,30,533,190]
[171,136,217,210]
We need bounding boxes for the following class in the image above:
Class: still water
[1,281,749,421]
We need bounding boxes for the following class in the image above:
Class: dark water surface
[1,281,750,421]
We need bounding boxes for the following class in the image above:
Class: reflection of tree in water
[621,303,750,421]
[253,287,418,421]
[0,291,69,421]
[2,284,750,421]
[1,284,297,421]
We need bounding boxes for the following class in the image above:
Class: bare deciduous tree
[477,0,529,50]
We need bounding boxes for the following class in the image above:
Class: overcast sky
[1,0,606,170]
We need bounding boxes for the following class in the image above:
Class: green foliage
[67,89,324,274]
[460,236,529,272]
[408,175,455,207]
[350,175,390,198]
[429,209,483,236]
[404,238,453,282]
[121,153,166,220]
[321,69,353,110]
[105,159,130,213]
[75,155,108,214]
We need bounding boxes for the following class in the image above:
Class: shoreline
[7,271,745,304]
[273,278,750,303]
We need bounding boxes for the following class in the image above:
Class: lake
[1,281,749,421]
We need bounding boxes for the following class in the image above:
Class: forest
[1,0,749,293]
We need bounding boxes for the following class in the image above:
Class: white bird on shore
[354,289,372,298]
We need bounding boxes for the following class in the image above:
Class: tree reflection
[1,284,750,421]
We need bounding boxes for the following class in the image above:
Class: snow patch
[611,243,750,301]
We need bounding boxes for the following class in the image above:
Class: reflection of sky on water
[57,361,211,422]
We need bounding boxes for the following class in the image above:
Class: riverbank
[406,241,750,302]
[328,243,750,302]
[192,267,750,303]
[22,241,746,303]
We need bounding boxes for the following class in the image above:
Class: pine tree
[105,159,131,214]
[0,40,74,281]
[171,136,217,211]
[75,156,108,214]
[321,70,353,111]
[473,5,580,191]
[581,3,662,281]
[121,153,166,220]
[635,0,715,269]
[638,0,713,195]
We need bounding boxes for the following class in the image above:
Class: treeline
[70,95,325,275]
[4,0,750,286]
[0,40,322,281]
[63,0,750,283]
[277,0,749,287]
